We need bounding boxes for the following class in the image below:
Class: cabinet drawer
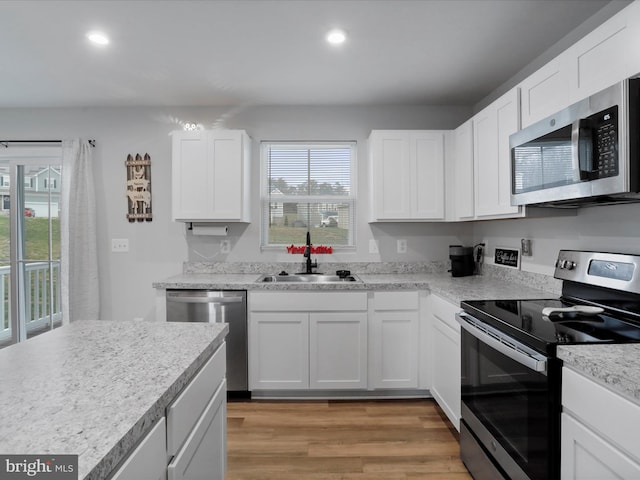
[168,380,227,480]
[562,367,640,461]
[428,294,461,332]
[373,291,419,311]
[111,417,166,480]
[167,342,226,458]
[250,291,367,311]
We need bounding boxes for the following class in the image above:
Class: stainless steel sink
[256,273,361,283]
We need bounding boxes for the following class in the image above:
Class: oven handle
[456,312,548,374]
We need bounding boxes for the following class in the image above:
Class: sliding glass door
[0,147,62,347]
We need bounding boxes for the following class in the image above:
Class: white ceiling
[0,0,625,108]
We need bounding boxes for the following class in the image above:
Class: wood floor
[226,399,472,480]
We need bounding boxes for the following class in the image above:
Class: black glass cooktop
[461,298,640,355]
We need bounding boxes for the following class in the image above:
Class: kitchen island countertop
[0,320,228,480]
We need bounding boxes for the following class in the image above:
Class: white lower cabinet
[561,367,640,479]
[370,291,420,389]
[427,293,461,431]
[561,413,640,480]
[249,291,368,391]
[248,290,424,394]
[110,417,167,480]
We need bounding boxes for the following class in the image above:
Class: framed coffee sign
[495,247,520,269]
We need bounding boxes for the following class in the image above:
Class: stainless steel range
[458,250,640,480]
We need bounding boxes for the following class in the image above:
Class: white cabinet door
[452,119,474,220]
[370,131,412,220]
[520,55,570,128]
[370,130,445,221]
[427,294,461,431]
[171,129,250,222]
[171,131,212,221]
[370,310,419,389]
[567,11,632,104]
[473,88,522,219]
[309,312,368,389]
[111,417,167,480]
[249,312,309,390]
[411,131,445,220]
[370,291,420,389]
[561,413,640,480]
[168,380,227,480]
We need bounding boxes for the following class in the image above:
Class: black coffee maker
[449,245,474,277]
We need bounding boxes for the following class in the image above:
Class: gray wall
[472,203,640,275]
[0,104,472,321]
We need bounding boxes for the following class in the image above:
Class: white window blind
[261,142,356,248]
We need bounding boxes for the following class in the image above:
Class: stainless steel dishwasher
[166,290,248,396]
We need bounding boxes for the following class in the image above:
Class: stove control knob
[558,260,567,269]
[566,261,576,270]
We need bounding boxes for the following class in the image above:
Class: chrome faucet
[303,231,318,274]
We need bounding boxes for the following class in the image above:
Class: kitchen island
[0,320,228,480]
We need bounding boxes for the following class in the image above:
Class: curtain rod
[0,139,96,148]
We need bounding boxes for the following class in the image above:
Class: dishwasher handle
[166,293,244,304]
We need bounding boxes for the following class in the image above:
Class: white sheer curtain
[61,139,99,321]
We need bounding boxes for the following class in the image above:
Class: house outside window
[261,142,356,249]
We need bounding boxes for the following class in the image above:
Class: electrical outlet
[397,239,407,254]
[369,239,379,254]
[220,240,231,254]
[111,238,129,253]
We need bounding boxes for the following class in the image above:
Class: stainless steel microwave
[510,78,640,207]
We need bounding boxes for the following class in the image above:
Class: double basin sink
[256,271,361,283]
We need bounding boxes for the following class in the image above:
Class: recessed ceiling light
[87,31,110,46]
[326,29,346,45]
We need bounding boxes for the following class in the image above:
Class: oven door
[457,312,560,480]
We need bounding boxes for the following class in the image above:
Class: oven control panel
[554,250,640,293]
[556,259,577,270]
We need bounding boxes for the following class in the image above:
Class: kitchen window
[261,142,356,249]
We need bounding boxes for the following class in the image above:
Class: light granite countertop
[558,344,640,405]
[153,271,555,306]
[0,320,228,480]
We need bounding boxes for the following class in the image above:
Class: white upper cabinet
[451,119,474,220]
[171,129,251,222]
[473,88,523,219]
[566,8,634,105]
[520,55,571,128]
[369,130,446,221]
[520,1,640,128]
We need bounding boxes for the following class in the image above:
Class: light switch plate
[369,239,379,254]
[397,239,407,254]
[111,238,129,253]
[220,240,231,254]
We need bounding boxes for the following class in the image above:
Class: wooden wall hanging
[126,153,153,222]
